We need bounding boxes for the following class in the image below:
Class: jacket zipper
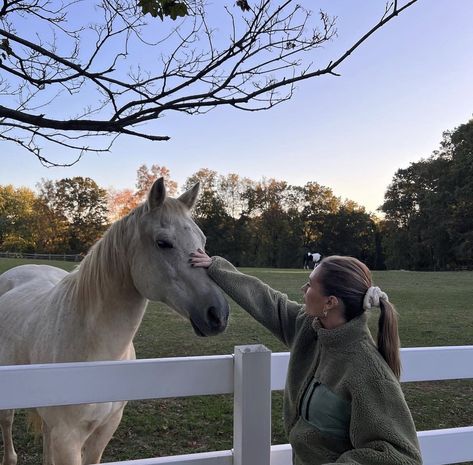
[295,341,322,419]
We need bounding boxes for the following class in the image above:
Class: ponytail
[318,256,402,380]
[377,299,401,379]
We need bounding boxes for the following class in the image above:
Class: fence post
[233,345,271,465]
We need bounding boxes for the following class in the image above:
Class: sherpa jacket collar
[312,313,372,349]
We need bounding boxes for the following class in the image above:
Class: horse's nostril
[207,306,223,329]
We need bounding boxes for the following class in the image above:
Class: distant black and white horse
[303,252,322,269]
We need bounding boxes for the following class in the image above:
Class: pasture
[0,258,472,464]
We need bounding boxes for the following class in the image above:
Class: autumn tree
[0,184,71,253]
[301,182,340,251]
[217,173,254,219]
[30,197,70,253]
[180,170,386,267]
[38,177,109,253]
[135,164,178,200]
[183,168,223,219]
[106,164,178,221]
[0,185,36,251]
[183,168,235,257]
[240,178,305,267]
[0,0,418,166]
[107,188,137,222]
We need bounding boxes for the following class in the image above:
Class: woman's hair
[317,255,401,379]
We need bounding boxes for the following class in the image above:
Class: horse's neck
[58,273,147,360]
[67,226,148,361]
[89,288,147,360]
[66,268,147,361]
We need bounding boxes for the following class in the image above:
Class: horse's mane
[62,203,147,313]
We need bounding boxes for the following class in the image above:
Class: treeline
[0,170,380,268]
[381,119,473,270]
[1,119,472,270]
[181,172,381,269]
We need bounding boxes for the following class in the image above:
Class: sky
[1,0,473,213]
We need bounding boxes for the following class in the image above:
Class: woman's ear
[325,295,339,310]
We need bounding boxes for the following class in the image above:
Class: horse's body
[0,179,229,465]
[303,252,313,269]
[303,252,321,269]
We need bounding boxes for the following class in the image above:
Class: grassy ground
[0,258,472,464]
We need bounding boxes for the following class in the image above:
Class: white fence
[0,251,82,261]
[1,345,473,465]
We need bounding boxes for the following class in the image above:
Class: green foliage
[0,186,37,252]
[318,202,379,267]
[37,177,109,253]
[5,113,472,271]
[180,172,378,268]
[381,118,473,270]
[138,0,188,20]
[0,179,110,255]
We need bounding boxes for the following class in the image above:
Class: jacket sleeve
[207,256,304,347]
[329,379,422,465]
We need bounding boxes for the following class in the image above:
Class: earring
[322,309,328,318]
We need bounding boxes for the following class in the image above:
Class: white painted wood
[102,427,473,465]
[269,444,293,465]
[419,426,473,465]
[0,355,233,409]
[271,352,290,390]
[269,346,473,387]
[101,450,233,465]
[1,346,472,465]
[400,346,473,382]
[233,345,271,465]
[2,347,471,410]
[267,426,473,465]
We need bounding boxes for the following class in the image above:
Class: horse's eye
[156,240,173,249]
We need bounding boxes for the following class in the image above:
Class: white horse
[0,178,229,465]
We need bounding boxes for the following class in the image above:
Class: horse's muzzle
[191,302,229,337]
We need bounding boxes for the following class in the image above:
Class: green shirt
[208,257,422,465]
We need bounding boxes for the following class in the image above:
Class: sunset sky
[2,0,473,213]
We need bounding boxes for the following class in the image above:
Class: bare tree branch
[0,0,419,165]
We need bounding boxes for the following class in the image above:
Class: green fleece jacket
[208,257,422,465]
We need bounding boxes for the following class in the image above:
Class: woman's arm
[191,251,304,347]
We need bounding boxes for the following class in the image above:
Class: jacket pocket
[299,380,351,440]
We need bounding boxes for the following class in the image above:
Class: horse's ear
[148,177,166,210]
[178,182,200,209]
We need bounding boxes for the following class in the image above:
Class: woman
[190,250,422,465]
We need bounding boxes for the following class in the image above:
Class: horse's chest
[79,401,126,433]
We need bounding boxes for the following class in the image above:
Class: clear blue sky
[2,0,473,213]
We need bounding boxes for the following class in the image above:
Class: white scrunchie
[363,286,389,310]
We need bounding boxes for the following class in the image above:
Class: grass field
[0,258,472,464]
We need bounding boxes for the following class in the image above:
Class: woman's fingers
[192,261,211,268]
[189,250,212,268]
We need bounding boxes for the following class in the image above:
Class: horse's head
[129,178,229,337]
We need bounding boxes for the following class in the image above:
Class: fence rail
[1,346,472,465]
[0,251,82,261]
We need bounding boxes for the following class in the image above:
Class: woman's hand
[189,248,213,268]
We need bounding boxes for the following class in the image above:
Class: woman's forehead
[309,266,321,281]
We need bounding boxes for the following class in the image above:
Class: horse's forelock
[160,198,190,223]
